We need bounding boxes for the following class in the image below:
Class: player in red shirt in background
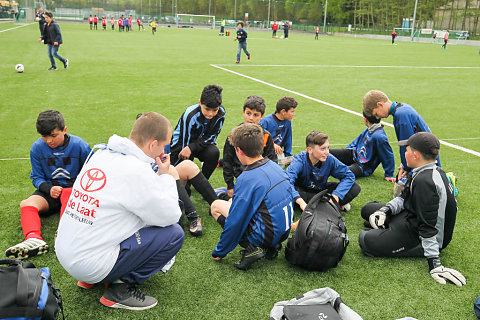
[272,21,278,38]
[129,16,133,31]
[110,17,115,30]
[441,30,449,49]
[137,18,145,31]
[391,29,398,45]
[118,17,123,32]
[93,15,98,30]
[88,15,93,29]
[102,17,106,31]
[315,25,319,40]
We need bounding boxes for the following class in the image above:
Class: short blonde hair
[363,90,389,117]
[130,112,172,146]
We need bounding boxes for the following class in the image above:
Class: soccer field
[1,22,480,319]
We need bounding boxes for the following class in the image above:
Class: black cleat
[264,243,282,260]
[234,244,264,270]
[186,211,203,237]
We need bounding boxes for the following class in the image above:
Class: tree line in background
[37,0,480,34]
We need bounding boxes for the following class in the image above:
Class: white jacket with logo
[55,134,181,283]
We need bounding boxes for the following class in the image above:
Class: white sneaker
[341,203,351,212]
[5,238,49,259]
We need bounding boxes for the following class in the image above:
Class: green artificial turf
[1,23,480,319]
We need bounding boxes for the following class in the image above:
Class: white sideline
[0,23,35,33]
[210,64,480,158]
[215,64,480,69]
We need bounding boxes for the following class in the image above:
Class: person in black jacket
[222,95,277,198]
[36,7,46,36]
[39,11,68,71]
[234,21,250,64]
[359,132,465,286]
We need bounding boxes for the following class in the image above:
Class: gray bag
[269,287,363,320]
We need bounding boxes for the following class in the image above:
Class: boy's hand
[53,42,59,46]
[296,198,307,211]
[155,154,170,175]
[273,144,283,155]
[227,189,234,198]
[385,177,396,182]
[329,194,339,207]
[397,165,406,180]
[178,146,191,160]
[50,186,63,199]
[38,38,42,42]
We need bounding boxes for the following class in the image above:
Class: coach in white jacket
[56,112,184,310]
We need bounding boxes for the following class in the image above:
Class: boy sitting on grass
[170,84,225,180]
[329,112,395,182]
[259,96,297,158]
[222,95,276,198]
[211,123,294,270]
[286,130,361,212]
[5,110,91,259]
[359,132,465,287]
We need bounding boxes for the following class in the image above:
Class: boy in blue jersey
[211,123,294,270]
[235,21,250,64]
[222,95,277,198]
[170,84,225,180]
[5,110,91,259]
[259,96,297,158]
[286,131,361,212]
[362,90,440,181]
[330,112,396,181]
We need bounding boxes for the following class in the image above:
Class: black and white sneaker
[186,212,203,237]
[234,244,265,270]
[48,66,57,70]
[100,283,158,310]
[5,238,49,259]
[63,59,69,69]
[264,243,282,260]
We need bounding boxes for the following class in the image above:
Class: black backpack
[0,259,64,320]
[285,190,349,271]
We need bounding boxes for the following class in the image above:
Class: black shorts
[32,190,61,214]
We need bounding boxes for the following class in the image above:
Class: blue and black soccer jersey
[259,113,293,157]
[390,101,440,171]
[286,151,355,201]
[212,158,294,258]
[170,103,225,155]
[30,134,91,193]
[347,124,395,178]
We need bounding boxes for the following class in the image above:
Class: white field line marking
[215,64,480,69]
[211,64,480,158]
[0,23,34,33]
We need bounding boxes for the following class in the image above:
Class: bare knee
[20,195,48,211]
[176,160,200,181]
[210,199,229,220]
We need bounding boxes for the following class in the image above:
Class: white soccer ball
[15,64,24,73]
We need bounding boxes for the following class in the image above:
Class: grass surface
[1,22,480,319]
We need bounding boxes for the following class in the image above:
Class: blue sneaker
[214,187,228,197]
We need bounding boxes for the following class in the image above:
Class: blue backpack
[0,259,64,320]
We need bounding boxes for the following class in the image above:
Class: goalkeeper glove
[368,206,390,229]
[428,257,466,286]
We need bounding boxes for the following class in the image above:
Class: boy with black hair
[88,15,93,29]
[211,123,294,270]
[330,112,395,181]
[286,130,361,212]
[5,110,91,260]
[235,21,250,64]
[222,95,277,198]
[39,11,69,70]
[362,90,439,180]
[170,84,225,180]
[56,112,185,310]
[359,132,465,287]
[259,96,297,157]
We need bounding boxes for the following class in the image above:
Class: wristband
[428,257,441,271]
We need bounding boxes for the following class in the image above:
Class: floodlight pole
[234,0,237,21]
[322,0,328,33]
[208,0,211,16]
[267,0,271,28]
[411,0,418,41]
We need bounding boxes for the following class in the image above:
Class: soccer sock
[20,206,42,240]
[216,215,226,228]
[190,172,218,205]
[176,180,196,215]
